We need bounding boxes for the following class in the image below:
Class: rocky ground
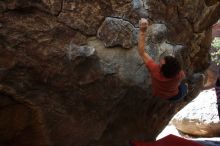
[158,125,220,146]
[157,89,220,146]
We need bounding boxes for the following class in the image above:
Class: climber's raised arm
[138,18,152,64]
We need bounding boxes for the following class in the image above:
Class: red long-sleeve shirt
[145,59,185,99]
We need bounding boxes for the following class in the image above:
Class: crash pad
[131,134,203,146]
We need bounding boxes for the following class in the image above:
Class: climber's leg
[217,103,220,119]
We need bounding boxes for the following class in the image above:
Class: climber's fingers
[139,18,149,31]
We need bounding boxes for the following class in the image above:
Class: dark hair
[160,56,181,78]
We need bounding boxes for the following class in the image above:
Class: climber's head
[160,55,181,78]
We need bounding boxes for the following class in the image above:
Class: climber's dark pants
[215,79,220,119]
[169,82,188,101]
[217,103,220,119]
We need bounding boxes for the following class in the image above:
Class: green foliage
[211,37,220,65]
[212,37,220,48]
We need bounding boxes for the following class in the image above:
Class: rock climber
[138,18,188,101]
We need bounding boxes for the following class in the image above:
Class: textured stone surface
[204,63,219,89]
[171,89,220,137]
[97,17,138,48]
[0,0,220,146]
[0,0,63,15]
[58,1,105,35]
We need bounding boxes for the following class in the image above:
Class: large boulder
[0,0,220,146]
[171,89,220,137]
[204,63,219,89]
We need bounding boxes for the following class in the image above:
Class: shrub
[211,37,220,65]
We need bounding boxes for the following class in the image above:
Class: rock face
[212,21,220,38]
[204,63,219,89]
[97,17,138,48]
[0,0,220,146]
[171,89,220,137]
